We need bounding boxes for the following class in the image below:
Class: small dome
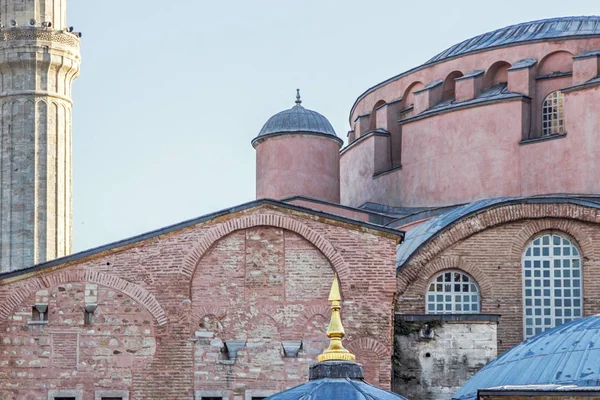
[252,90,340,147]
[453,315,600,400]
[267,361,408,400]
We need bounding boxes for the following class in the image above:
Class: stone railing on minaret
[0,0,81,272]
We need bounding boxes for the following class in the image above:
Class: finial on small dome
[295,88,302,106]
[317,274,356,362]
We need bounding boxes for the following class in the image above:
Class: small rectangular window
[201,398,223,400]
[101,398,122,400]
[54,398,76,400]
[252,397,267,400]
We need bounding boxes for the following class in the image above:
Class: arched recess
[398,256,493,298]
[538,50,574,76]
[182,213,351,292]
[370,100,387,131]
[0,269,168,326]
[484,61,512,87]
[442,71,464,100]
[398,203,600,288]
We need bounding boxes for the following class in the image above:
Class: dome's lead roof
[453,315,600,400]
[253,90,340,146]
[428,16,600,64]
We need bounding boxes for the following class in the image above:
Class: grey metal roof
[453,315,600,400]
[349,16,600,124]
[428,16,600,64]
[266,378,407,400]
[396,195,600,269]
[266,362,407,400]
[420,83,518,117]
[253,102,339,145]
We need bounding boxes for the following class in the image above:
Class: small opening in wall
[425,352,431,358]
[84,310,93,325]
[106,262,111,266]
[32,305,48,323]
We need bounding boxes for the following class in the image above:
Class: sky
[69,0,600,252]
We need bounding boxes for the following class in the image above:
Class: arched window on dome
[522,233,582,338]
[541,91,565,136]
[426,271,480,314]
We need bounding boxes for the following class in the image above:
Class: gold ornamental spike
[317,274,356,362]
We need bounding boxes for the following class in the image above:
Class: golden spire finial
[317,274,356,362]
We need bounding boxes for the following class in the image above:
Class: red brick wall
[0,205,400,399]
[397,203,600,352]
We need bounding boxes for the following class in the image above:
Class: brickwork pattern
[397,203,600,352]
[0,205,400,399]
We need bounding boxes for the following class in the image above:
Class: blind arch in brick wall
[0,269,168,326]
[182,213,351,291]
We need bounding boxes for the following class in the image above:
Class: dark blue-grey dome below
[428,16,600,64]
[453,315,600,400]
[252,90,340,146]
[266,361,407,400]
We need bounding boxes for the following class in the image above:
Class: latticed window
[542,91,565,136]
[426,271,480,314]
[523,233,582,339]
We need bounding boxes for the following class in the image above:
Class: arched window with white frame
[426,270,480,314]
[522,233,582,339]
[542,90,565,136]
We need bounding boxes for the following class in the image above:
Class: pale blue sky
[69,0,599,251]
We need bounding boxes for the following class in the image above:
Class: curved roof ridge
[396,194,600,269]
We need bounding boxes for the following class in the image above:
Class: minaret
[0,0,81,272]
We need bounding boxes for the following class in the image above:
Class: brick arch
[182,213,350,289]
[398,256,492,298]
[346,337,390,358]
[402,203,600,275]
[190,304,227,330]
[293,305,331,332]
[0,269,167,326]
[346,337,391,388]
[508,219,593,262]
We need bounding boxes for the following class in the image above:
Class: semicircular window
[426,271,480,314]
[523,233,582,338]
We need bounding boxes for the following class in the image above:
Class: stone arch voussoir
[182,213,351,288]
[0,269,167,326]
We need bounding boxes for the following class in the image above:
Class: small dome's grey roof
[267,362,408,400]
[428,16,600,64]
[453,315,600,400]
[253,91,340,146]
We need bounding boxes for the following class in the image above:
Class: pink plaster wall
[256,134,341,203]
[400,101,525,207]
[341,37,600,208]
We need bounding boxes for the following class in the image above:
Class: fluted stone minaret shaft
[0,0,81,272]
